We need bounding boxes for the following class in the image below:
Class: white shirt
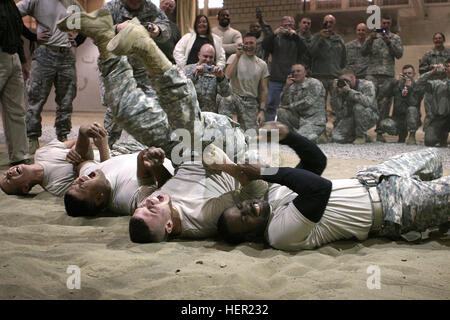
[145,161,267,239]
[266,179,373,251]
[35,140,77,196]
[80,153,140,215]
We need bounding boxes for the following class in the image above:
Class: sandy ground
[0,112,449,300]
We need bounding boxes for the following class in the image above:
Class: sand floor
[0,112,448,300]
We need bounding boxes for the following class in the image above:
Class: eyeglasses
[282,23,294,27]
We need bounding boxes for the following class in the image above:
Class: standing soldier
[16,0,86,154]
[309,14,347,143]
[184,44,232,113]
[345,23,369,79]
[362,15,403,142]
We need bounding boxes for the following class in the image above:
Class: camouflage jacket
[380,79,421,115]
[361,32,403,77]
[419,47,450,75]
[415,71,450,117]
[184,63,232,113]
[330,79,376,118]
[103,0,170,44]
[345,39,369,78]
[280,77,326,119]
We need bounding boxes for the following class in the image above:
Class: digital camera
[144,22,155,32]
[203,65,214,73]
[337,79,348,88]
[375,28,387,35]
[239,43,249,51]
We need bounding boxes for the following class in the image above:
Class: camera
[323,22,328,30]
[203,65,214,73]
[239,43,249,51]
[400,74,408,80]
[337,79,348,88]
[375,28,387,35]
[144,22,155,32]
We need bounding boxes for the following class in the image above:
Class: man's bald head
[323,14,336,31]
[198,43,216,65]
[356,23,368,41]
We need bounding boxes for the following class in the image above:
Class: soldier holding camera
[223,33,270,131]
[184,44,231,113]
[277,64,327,143]
[309,14,347,143]
[330,69,378,144]
[414,60,450,147]
[378,65,422,145]
[361,15,403,142]
[262,16,308,121]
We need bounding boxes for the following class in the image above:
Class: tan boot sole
[107,18,146,56]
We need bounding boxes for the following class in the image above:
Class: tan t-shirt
[36,140,98,197]
[142,161,268,239]
[226,53,270,98]
[266,179,373,251]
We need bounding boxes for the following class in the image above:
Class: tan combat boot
[406,133,416,145]
[317,132,329,144]
[352,136,366,145]
[376,133,386,143]
[107,18,172,77]
[28,137,39,155]
[57,9,115,61]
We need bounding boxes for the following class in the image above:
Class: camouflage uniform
[298,31,312,72]
[356,148,449,241]
[378,79,421,141]
[361,32,403,134]
[101,0,171,145]
[100,56,247,164]
[418,47,450,145]
[415,71,450,147]
[184,63,232,113]
[418,47,450,75]
[277,78,326,143]
[26,46,76,139]
[330,79,378,143]
[345,39,369,79]
[310,32,347,98]
[219,94,260,132]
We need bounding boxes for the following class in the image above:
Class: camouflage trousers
[99,56,157,147]
[365,75,395,134]
[26,46,76,138]
[356,148,449,241]
[331,104,378,143]
[392,106,421,140]
[316,77,335,120]
[219,93,259,131]
[100,56,247,163]
[277,107,326,143]
[424,113,450,147]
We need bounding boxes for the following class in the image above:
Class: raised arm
[137,147,172,187]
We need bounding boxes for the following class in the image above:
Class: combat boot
[376,133,386,143]
[406,134,416,145]
[352,136,366,145]
[317,132,329,144]
[107,18,172,77]
[57,9,115,60]
[28,137,39,155]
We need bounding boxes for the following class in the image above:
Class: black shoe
[10,159,31,167]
